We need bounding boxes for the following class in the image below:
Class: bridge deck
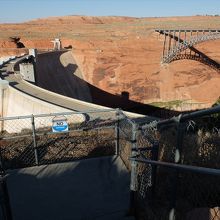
[156,29,220,33]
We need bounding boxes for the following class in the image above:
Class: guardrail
[0,105,220,219]
[0,109,120,168]
[127,104,220,219]
[0,108,123,219]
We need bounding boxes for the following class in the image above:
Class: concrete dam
[0,49,175,120]
[34,50,164,114]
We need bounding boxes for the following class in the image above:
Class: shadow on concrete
[7,156,131,220]
[35,50,184,118]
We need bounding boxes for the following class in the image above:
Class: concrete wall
[1,82,143,133]
[1,86,84,133]
[19,63,35,82]
[4,86,71,117]
[35,51,93,103]
[0,51,145,133]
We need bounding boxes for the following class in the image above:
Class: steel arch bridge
[156,29,220,70]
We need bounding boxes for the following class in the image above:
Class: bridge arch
[172,53,220,71]
[163,32,220,63]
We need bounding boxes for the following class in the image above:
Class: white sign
[52,116,68,133]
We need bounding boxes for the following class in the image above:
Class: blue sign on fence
[52,116,68,133]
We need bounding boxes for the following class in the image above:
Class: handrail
[0,109,117,121]
[142,105,220,129]
[130,157,220,176]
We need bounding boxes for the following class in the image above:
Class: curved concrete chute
[34,50,180,117]
[35,51,93,103]
[1,50,181,120]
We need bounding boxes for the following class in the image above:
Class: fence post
[151,141,159,197]
[31,115,39,166]
[129,122,138,215]
[115,109,120,156]
[169,115,184,220]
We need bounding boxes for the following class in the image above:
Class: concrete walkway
[0,54,111,112]
[7,156,134,220]
[3,73,107,112]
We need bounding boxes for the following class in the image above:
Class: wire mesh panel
[157,123,179,163]
[134,162,220,220]
[0,110,117,170]
[118,117,133,169]
[137,121,158,147]
[0,117,34,170]
[34,110,117,133]
[0,117,32,137]
[0,137,35,169]
[137,121,159,159]
[1,106,220,219]
[181,116,220,168]
[136,165,174,220]
[132,107,220,220]
[136,122,159,201]
[36,128,115,165]
[139,119,178,163]
[175,171,220,219]
[0,116,36,170]
[79,110,117,127]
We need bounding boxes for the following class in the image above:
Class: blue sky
[0,0,220,23]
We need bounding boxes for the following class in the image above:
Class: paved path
[7,156,133,220]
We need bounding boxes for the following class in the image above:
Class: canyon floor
[0,15,220,110]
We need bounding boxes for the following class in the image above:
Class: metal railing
[127,105,220,220]
[0,105,220,219]
[0,109,120,170]
[0,109,123,220]
[163,32,220,63]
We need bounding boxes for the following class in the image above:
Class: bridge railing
[161,31,220,63]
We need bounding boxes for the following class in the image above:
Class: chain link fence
[118,112,134,170]
[1,106,220,220]
[0,109,123,220]
[130,106,220,220]
[0,110,118,170]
